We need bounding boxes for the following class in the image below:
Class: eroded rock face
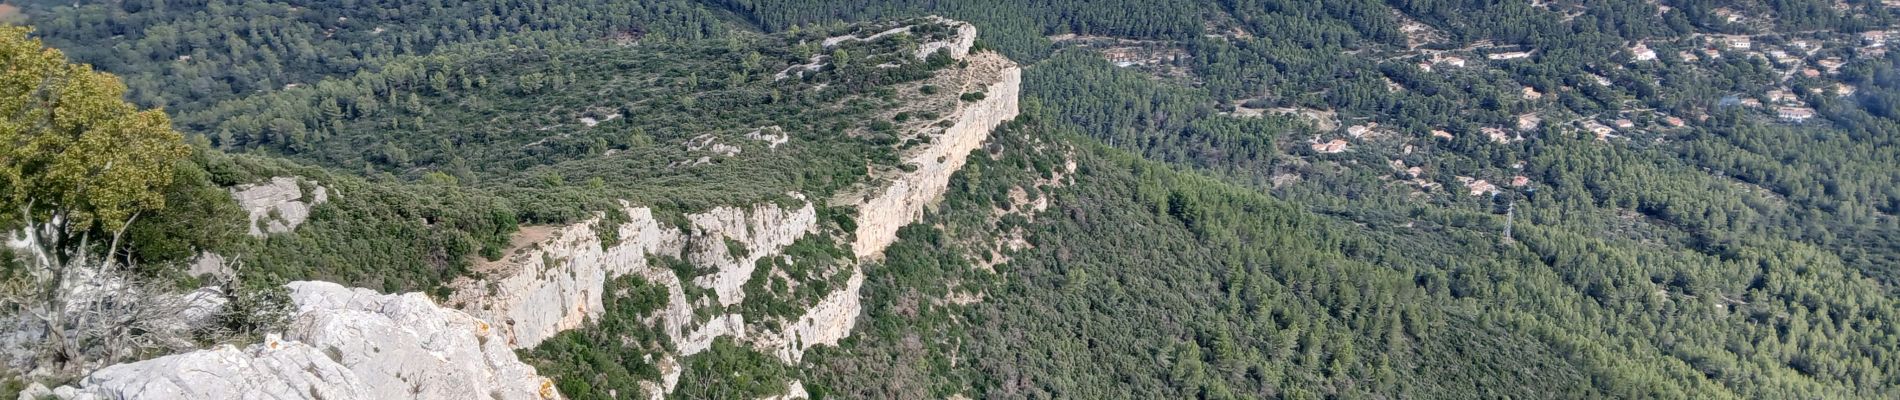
[54,339,370,400]
[915,17,979,60]
[285,282,556,400]
[450,205,684,349]
[50,281,558,400]
[232,176,329,237]
[850,50,1021,259]
[689,202,820,307]
[448,201,817,350]
[752,268,865,363]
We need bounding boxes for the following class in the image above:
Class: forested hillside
[5,0,1900,398]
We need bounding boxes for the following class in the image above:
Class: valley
[4,1,1900,399]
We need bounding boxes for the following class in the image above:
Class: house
[1458,176,1500,196]
[1488,51,1534,60]
[1311,139,1349,153]
[1347,123,1378,138]
[1517,113,1543,131]
[1777,106,1816,122]
[1679,51,1701,62]
[1437,55,1467,68]
[1511,176,1531,187]
[1102,48,1142,66]
[1630,42,1657,61]
[1724,36,1753,50]
[1664,116,1686,127]
[1766,89,1798,104]
[1613,119,1635,129]
[1583,121,1616,140]
[1768,50,1800,65]
[1864,30,1889,46]
[1522,86,1544,100]
[1431,129,1454,140]
[1802,68,1822,78]
[1483,127,1512,143]
[1817,57,1846,73]
[1837,83,1857,97]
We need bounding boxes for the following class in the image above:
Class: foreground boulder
[45,281,559,400]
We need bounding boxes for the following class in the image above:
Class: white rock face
[762,380,812,400]
[450,205,681,349]
[821,16,975,61]
[187,251,232,279]
[59,339,370,400]
[915,18,979,60]
[752,268,865,363]
[232,176,329,237]
[746,126,790,149]
[50,281,559,400]
[851,51,1021,259]
[689,203,819,307]
[448,201,817,349]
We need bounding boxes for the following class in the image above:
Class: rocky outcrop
[232,176,329,237]
[915,18,979,60]
[688,202,820,307]
[752,269,865,363]
[849,50,1021,259]
[820,17,976,61]
[48,281,558,400]
[40,338,370,400]
[447,200,817,350]
[187,252,232,279]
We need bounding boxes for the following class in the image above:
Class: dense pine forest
[5,0,1900,399]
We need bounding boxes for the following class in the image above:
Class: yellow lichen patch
[539,379,558,399]
[477,321,491,336]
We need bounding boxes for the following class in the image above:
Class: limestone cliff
[848,50,1021,260]
[451,15,1016,360]
[446,200,817,350]
[439,17,1019,398]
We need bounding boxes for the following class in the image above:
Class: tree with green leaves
[0,25,190,258]
[0,25,195,377]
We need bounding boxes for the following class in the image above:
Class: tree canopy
[0,26,189,238]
